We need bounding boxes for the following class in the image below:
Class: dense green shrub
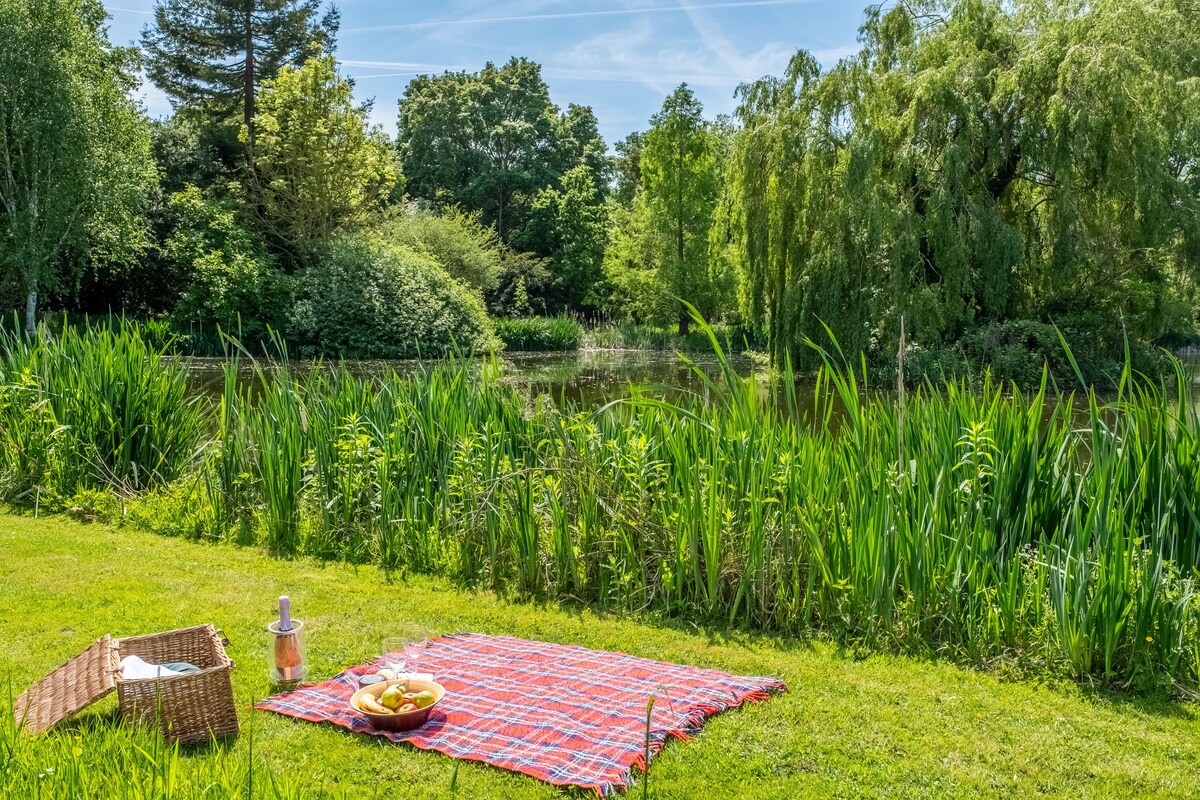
[958,318,1166,389]
[864,318,1170,390]
[374,207,504,293]
[493,315,583,351]
[166,185,295,344]
[875,341,968,387]
[600,200,667,323]
[292,236,497,359]
[488,250,554,317]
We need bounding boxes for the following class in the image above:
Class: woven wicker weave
[117,624,239,744]
[15,624,238,745]
[13,636,119,735]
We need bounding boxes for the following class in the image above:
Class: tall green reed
[0,320,203,506]
[202,316,1200,691]
[6,314,1200,695]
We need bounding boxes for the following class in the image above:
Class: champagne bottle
[273,595,302,680]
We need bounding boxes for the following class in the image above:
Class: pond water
[182,348,1200,417]
[498,349,764,407]
[183,348,766,409]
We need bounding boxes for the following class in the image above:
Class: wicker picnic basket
[14,624,239,744]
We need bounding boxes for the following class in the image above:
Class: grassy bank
[3,321,1200,696]
[3,514,1200,798]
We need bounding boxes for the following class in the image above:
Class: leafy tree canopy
[374,205,506,294]
[727,0,1200,366]
[641,84,726,334]
[602,195,665,323]
[397,57,608,249]
[166,184,293,341]
[0,0,155,331]
[525,164,609,311]
[243,50,399,263]
[613,132,645,206]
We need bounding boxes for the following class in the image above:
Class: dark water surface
[182,349,767,409]
[181,348,1200,419]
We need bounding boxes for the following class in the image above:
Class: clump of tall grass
[0,698,336,799]
[194,313,1200,692]
[581,320,761,353]
[493,315,583,351]
[6,314,1200,695]
[0,321,204,506]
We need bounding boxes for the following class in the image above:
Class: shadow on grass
[420,584,1199,722]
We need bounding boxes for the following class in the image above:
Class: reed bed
[0,321,203,505]
[2,320,1199,694]
[493,315,583,351]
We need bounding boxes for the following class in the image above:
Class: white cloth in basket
[120,655,186,680]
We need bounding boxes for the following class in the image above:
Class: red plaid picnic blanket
[255,633,785,796]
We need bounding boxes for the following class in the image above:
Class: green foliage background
[2,0,1199,369]
[723,0,1200,367]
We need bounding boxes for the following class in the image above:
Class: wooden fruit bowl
[350,678,446,732]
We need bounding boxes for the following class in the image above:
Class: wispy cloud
[548,20,672,95]
[809,44,860,66]
[105,0,862,141]
[347,0,818,33]
[549,4,796,98]
[339,59,466,72]
[347,73,432,80]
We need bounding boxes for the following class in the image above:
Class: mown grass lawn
[2,512,1199,799]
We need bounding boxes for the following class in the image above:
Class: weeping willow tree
[725,0,1200,367]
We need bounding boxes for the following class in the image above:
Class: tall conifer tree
[142,0,338,138]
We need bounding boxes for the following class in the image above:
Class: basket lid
[14,635,119,735]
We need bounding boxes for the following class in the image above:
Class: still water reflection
[182,348,1200,419]
[183,349,764,409]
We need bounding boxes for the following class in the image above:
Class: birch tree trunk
[24,288,37,336]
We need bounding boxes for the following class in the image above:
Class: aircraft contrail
[339,59,467,72]
[347,0,817,34]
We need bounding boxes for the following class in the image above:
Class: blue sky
[100,0,866,146]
